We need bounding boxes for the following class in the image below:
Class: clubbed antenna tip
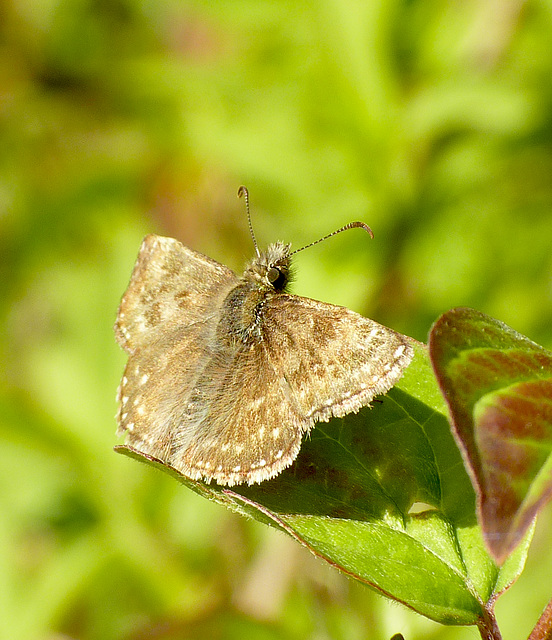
[290,220,374,256]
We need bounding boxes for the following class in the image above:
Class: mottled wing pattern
[168,339,306,485]
[163,294,413,486]
[259,295,414,423]
[115,235,414,487]
[115,235,238,459]
[115,234,236,352]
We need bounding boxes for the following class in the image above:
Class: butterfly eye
[267,266,286,290]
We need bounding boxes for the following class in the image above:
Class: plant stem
[477,608,503,640]
[528,596,552,640]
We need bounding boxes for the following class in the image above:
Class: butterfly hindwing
[168,336,306,485]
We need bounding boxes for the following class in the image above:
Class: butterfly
[115,187,413,485]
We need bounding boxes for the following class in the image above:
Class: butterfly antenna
[238,185,260,258]
[289,221,374,256]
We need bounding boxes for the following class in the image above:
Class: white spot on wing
[394,345,405,358]
[250,397,263,410]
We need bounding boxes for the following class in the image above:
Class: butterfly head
[237,185,372,296]
[244,241,292,292]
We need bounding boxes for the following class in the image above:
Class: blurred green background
[2,1,552,639]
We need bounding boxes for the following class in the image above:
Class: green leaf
[429,307,552,564]
[116,338,530,626]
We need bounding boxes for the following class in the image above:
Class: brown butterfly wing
[115,234,237,352]
[259,294,414,422]
[167,293,413,485]
[115,235,238,459]
[167,336,307,485]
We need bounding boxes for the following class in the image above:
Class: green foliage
[2,1,552,639]
[118,330,542,634]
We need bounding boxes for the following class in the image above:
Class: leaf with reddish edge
[429,307,552,564]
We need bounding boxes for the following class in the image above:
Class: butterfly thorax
[215,242,292,347]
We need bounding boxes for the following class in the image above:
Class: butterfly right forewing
[259,294,414,422]
[165,290,413,486]
[115,234,237,353]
